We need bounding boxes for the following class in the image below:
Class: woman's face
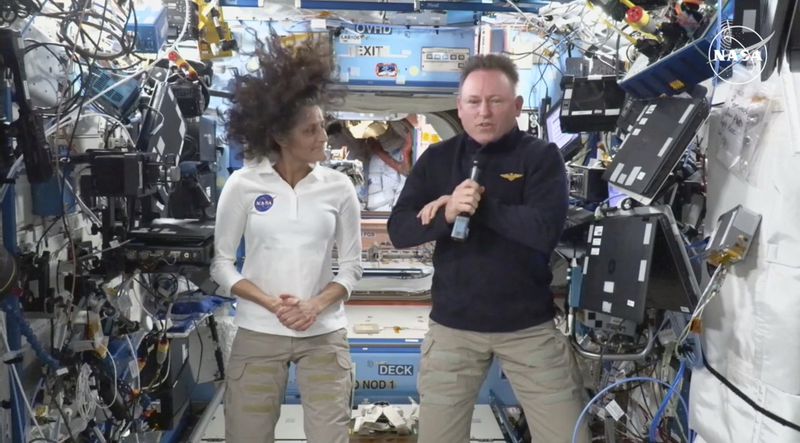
[276,105,329,164]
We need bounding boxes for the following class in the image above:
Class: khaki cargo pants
[417,320,589,443]
[225,327,353,443]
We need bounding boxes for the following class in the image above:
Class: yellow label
[669,79,686,90]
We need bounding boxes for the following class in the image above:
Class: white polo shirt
[210,159,363,337]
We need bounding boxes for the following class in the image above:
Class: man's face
[457,69,523,146]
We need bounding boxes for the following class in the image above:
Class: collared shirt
[210,159,363,337]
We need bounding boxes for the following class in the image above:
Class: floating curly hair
[227,31,337,161]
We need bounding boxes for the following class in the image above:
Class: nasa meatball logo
[707,24,767,85]
[254,194,274,212]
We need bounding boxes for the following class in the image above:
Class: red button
[626,6,645,24]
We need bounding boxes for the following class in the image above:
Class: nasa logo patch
[254,194,274,213]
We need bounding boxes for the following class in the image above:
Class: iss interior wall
[689,69,800,443]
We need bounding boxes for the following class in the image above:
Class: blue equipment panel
[284,338,517,406]
[88,69,141,118]
[126,5,168,53]
[31,172,76,217]
[333,25,474,93]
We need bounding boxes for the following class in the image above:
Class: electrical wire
[172,0,191,51]
[78,112,137,145]
[77,363,98,421]
[0,0,44,26]
[51,393,77,443]
[125,334,141,392]
[46,57,153,137]
[572,376,690,443]
[525,24,589,109]
[120,275,159,323]
[44,0,183,135]
[145,343,172,392]
[20,0,51,35]
[702,353,800,433]
[60,177,103,227]
[170,334,191,389]
[75,239,132,262]
[503,0,540,30]
[47,3,97,322]
[0,157,25,204]
[0,319,50,441]
[649,360,687,440]
[94,342,120,409]
[58,0,133,62]
[33,211,75,255]
[676,265,727,355]
[0,296,61,370]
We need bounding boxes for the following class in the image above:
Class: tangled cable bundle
[0,0,44,25]
[43,0,138,62]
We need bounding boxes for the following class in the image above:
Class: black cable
[133,276,169,332]
[615,32,621,78]
[196,320,203,384]
[0,0,43,25]
[702,353,800,433]
[636,362,656,421]
[540,61,549,105]
[525,29,581,110]
[170,333,191,389]
[57,0,134,62]
[35,215,65,254]
[125,0,144,62]
[59,95,85,307]
[56,0,108,335]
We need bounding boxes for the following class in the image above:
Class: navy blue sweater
[387,127,568,332]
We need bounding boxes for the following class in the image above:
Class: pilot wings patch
[500,173,523,182]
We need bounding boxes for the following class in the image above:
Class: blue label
[254,194,274,212]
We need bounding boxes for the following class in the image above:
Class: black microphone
[451,158,482,241]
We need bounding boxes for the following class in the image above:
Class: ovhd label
[378,364,414,376]
[354,24,392,35]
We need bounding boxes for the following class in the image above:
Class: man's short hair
[459,54,519,88]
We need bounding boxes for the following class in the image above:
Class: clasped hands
[417,178,485,225]
[275,295,320,331]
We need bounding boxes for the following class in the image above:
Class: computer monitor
[544,102,581,161]
[578,206,700,324]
